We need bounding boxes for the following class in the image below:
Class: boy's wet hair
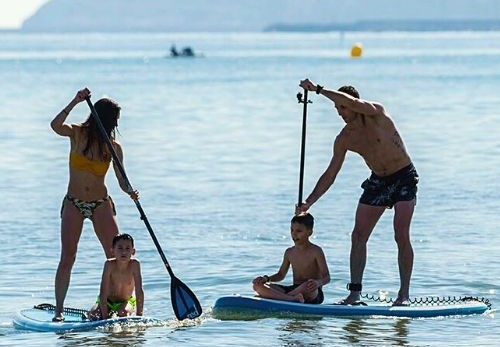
[338,85,360,98]
[112,233,134,247]
[291,212,314,229]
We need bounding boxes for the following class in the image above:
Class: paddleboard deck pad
[213,295,490,319]
[13,303,162,332]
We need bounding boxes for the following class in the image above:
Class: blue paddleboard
[213,295,489,319]
[13,304,162,332]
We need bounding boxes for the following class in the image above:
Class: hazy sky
[0,0,48,28]
[2,1,500,31]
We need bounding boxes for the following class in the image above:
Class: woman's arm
[112,141,139,200]
[50,88,90,136]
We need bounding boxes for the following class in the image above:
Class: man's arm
[299,79,382,116]
[297,135,347,213]
[321,88,382,116]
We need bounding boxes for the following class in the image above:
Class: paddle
[296,89,312,205]
[85,97,202,320]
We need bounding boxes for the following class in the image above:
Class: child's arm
[268,250,292,282]
[133,260,144,316]
[252,250,291,284]
[314,247,331,287]
[99,261,112,319]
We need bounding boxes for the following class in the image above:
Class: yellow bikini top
[69,151,110,177]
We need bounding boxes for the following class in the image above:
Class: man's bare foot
[338,291,361,305]
[392,297,411,306]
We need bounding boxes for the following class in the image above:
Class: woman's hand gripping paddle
[296,89,311,207]
[85,97,202,320]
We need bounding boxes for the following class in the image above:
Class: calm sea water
[0,31,498,346]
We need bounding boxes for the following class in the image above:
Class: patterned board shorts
[359,163,419,208]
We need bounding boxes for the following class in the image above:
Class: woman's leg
[91,199,119,258]
[54,199,84,320]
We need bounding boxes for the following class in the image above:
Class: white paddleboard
[13,304,162,332]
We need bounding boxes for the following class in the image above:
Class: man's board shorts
[275,284,324,304]
[96,296,136,312]
[359,163,419,208]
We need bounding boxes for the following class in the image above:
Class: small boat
[169,45,201,58]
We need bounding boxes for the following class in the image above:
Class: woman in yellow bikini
[50,88,138,322]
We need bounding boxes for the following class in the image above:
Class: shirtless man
[296,79,419,306]
[252,213,330,304]
[88,233,144,320]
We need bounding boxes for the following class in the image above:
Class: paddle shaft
[85,98,175,277]
[298,89,309,205]
[86,97,202,320]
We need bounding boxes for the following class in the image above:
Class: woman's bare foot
[52,313,64,322]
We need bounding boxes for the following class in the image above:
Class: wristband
[315,85,324,94]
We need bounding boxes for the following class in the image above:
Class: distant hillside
[265,19,500,32]
[21,0,500,32]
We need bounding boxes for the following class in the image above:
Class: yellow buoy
[350,43,363,58]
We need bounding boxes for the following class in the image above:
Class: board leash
[360,294,492,309]
[34,303,88,320]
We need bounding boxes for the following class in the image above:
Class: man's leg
[393,199,415,305]
[341,203,385,304]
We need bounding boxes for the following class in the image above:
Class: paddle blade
[170,276,202,320]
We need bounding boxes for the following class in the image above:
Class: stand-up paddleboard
[212,295,490,320]
[13,303,162,332]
